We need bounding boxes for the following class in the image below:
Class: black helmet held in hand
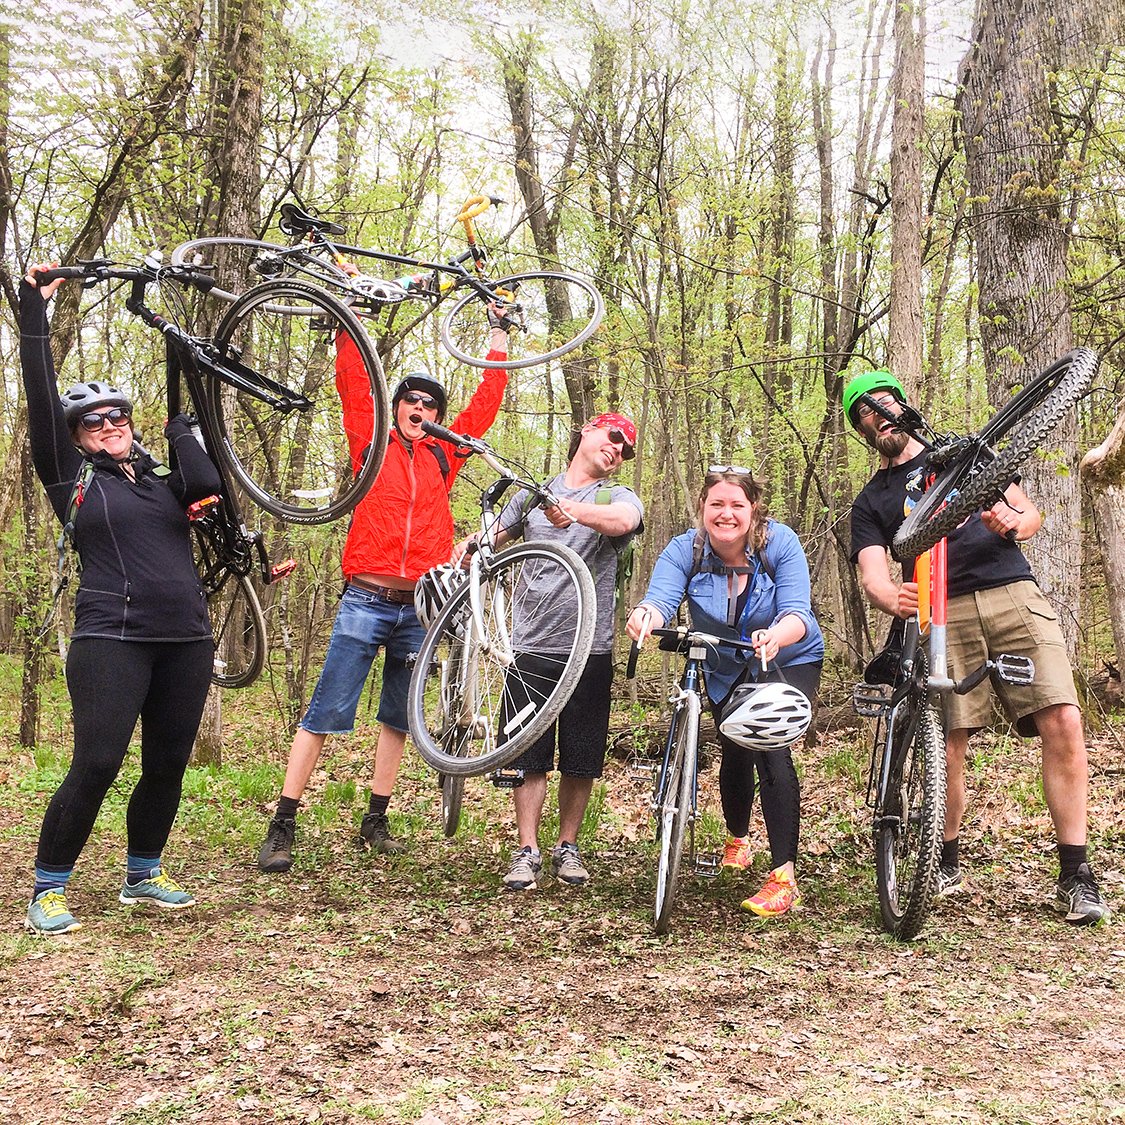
[392,372,447,421]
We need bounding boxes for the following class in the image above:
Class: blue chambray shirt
[638,520,824,702]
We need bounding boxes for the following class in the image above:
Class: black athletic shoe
[1055,863,1110,926]
[358,812,407,855]
[257,815,296,873]
[935,863,964,897]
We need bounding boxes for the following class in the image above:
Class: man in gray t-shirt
[486,412,643,891]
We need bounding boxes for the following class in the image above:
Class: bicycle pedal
[993,653,1035,686]
[693,853,722,878]
[627,756,660,781]
[490,768,525,789]
[187,494,222,521]
[852,682,893,717]
[270,558,297,582]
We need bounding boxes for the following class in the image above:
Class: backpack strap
[688,529,775,627]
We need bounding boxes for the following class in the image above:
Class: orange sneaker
[721,835,753,870]
[741,868,802,918]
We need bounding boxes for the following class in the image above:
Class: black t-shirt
[849,450,1033,599]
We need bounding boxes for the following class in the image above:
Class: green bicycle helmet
[842,369,906,428]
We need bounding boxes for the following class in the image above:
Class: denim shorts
[300,586,426,735]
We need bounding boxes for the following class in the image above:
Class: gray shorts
[944,580,1079,737]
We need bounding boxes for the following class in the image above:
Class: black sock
[1058,843,1087,881]
[368,793,390,817]
[940,837,959,868]
[277,796,300,819]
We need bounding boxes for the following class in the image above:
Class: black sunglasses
[605,428,635,459]
[401,391,438,410]
[79,407,132,432]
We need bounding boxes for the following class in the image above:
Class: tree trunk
[889,0,924,397]
[1081,413,1125,670]
[193,0,265,767]
[956,0,1106,658]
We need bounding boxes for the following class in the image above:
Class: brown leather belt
[348,577,415,604]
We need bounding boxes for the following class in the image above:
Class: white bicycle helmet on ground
[719,681,812,751]
[414,563,467,630]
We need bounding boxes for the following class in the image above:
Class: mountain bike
[625,626,764,935]
[171,195,604,372]
[38,257,386,685]
[41,258,387,525]
[851,346,1095,938]
[406,423,597,833]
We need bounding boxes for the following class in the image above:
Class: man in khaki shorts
[844,369,1109,925]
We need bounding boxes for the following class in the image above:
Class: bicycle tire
[436,634,472,836]
[441,775,465,838]
[193,527,267,689]
[439,271,604,370]
[874,690,946,939]
[407,541,597,777]
[211,279,388,524]
[893,348,1096,560]
[171,236,352,304]
[654,692,699,935]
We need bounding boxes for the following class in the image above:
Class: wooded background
[3,0,1124,752]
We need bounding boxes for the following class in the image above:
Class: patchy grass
[1,658,1124,1123]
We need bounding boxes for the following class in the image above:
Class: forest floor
[1,660,1123,1125]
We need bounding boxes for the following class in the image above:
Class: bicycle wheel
[439,271,604,370]
[654,692,699,935]
[408,542,597,777]
[211,279,388,524]
[874,690,946,939]
[193,527,267,689]
[893,348,1096,559]
[441,775,465,838]
[435,633,472,836]
[171,237,351,303]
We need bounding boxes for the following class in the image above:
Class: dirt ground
[2,717,1123,1125]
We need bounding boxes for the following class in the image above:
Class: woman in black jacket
[21,264,220,935]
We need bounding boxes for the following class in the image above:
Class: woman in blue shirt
[626,468,823,918]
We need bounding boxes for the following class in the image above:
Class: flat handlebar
[32,261,216,293]
[626,626,763,680]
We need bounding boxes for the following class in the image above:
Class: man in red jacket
[257,322,508,872]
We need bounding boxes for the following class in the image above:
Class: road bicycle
[171,195,605,372]
[851,347,1096,939]
[405,423,597,834]
[38,256,387,685]
[625,626,765,935]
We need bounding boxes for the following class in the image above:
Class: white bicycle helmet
[719,681,812,751]
[414,563,467,629]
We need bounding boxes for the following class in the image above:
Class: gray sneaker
[258,814,296,873]
[935,863,964,897]
[358,812,407,855]
[1055,863,1110,926]
[551,842,589,887]
[503,847,542,891]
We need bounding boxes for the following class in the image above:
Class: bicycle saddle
[278,202,346,237]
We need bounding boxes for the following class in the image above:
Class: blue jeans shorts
[300,586,426,735]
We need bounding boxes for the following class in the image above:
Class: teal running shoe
[119,868,196,909]
[26,889,82,936]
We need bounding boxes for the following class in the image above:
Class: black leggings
[714,661,821,869]
[36,637,214,870]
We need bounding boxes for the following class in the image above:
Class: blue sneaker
[26,889,82,936]
[119,868,196,909]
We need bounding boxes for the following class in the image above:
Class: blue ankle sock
[33,865,74,898]
[126,855,160,885]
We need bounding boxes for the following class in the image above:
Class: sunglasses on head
[401,391,438,410]
[79,407,132,432]
[708,465,751,476]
